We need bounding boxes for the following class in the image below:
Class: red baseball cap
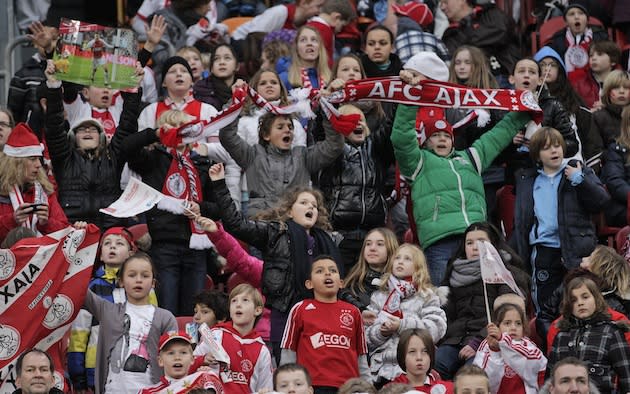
[158,331,193,352]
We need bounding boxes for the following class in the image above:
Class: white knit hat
[403,52,449,82]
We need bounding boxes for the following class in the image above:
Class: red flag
[478,240,525,298]
[0,225,100,392]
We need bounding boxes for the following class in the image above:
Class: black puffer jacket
[121,129,217,243]
[45,86,139,230]
[441,4,520,78]
[591,104,623,152]
[7,56,46,127]
[601,142,630,226]
[338,268,382,311]
[511,166,610,269]
[316,123,394,232]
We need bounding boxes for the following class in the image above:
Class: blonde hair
[176,46,201,59]
[339,104,370,137]
[601,70,630,107]
[588,245,630,299]
[344,228,399,294]
[288,26,331,88]
[157,109,194,128]
[618,106,630,164]
[380,244,432,292]
[0,155,53,196]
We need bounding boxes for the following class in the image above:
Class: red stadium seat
[176,316,193,332]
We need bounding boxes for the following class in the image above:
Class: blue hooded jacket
[533,46,567,75]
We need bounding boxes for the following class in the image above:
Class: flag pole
[482,272,492,324]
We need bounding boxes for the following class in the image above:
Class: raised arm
[218,119,257,169]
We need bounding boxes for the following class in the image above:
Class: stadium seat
[176,316,193,332]
[496,185,515,239]
[615,226,630,255]
[205,274,214,290]
[222,17,254,35]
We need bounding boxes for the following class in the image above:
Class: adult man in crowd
[540,357,601,394]
[13,349,63,394]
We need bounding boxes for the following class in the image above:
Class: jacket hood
[534,46,567,75]
[215,321,263,340]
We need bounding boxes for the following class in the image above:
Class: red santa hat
[3,123,43,157]
[392,1,434,28]
[416,107,454,146]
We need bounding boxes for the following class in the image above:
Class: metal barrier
[1,35,30,106]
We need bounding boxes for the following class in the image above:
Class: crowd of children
[4,0,630,393]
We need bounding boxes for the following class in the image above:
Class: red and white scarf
[565,28,593,73]
[379,275,417,320]
[163,77,543,147]
[9,183,49,235]
[156,148,212,250]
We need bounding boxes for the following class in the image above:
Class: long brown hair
[560,277,609,321]
[243,70,289,116]
[254,186,332,230]
[344,227,398,292]
[448,45,498,89]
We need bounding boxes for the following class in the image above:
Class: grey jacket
[219,119,344,215]
[84,290,177,394]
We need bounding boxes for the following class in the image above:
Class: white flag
[478,240,525,298]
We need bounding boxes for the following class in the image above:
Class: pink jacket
[206,222,270,341]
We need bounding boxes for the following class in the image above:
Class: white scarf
[9,182,48,235]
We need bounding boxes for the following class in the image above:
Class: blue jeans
[150,241,206,316]
[435,344,473,380]
[424,235,462,286]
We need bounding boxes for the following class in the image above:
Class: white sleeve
[473,340,505,394]
[136,0,161,19]
[64,96,92,128]
[250,345,274,393]
[291,119,306,147]
[232,5,288,40]
[201,102,218,120]
[138,103,157,130]
[141,67,158,104]
[499,334,548,391]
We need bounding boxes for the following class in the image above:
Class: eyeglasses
[0,121,12,128]
[75,126,99,134]
[539,62,559,69]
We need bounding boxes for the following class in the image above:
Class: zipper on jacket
[448,160,470,225]
[432,195,441,222]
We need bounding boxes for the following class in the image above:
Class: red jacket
[0,187,69,240]
[568,68,601,109]
[391,370,454,393]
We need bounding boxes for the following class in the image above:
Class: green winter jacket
[391,105,530,248]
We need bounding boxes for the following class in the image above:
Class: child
[548,276,630,394]
[338,378,376,394]
[209,163,342,360]
[122,109,216,316]
[316,104,394,272]
[194,44,241,111]
[511,128,609,317]
[435,222,528,380]
[192,290,229,342]
[177,46,205,83]
[277,26,331,92]
[261,40,292,71]
[390,328,454,393]
[68,227,137,392]
[44,61,141,229]
[138,56,218,131]
[83,252,178,394]
[195,283,273,394]
[306,0,357,67]
[473,303,547,394]
[580,245,630,315]
[340,227,399,312]
[139,331,225,394]
[218,107,343,216]
[602,106,630,226]
[590,70,630,155]
[280,255,370,392]
[453,365,490,394]
[360,25,401,79]
[273,363,315,394]
[366,244,447,385]
[392,61,531,284]
[569,40,621,110]
[549,3,609,77]
[231,0,325,41]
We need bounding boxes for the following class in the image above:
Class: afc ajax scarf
[0,225,100,393]
[161,77,543,146]
[380,275,417,321]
